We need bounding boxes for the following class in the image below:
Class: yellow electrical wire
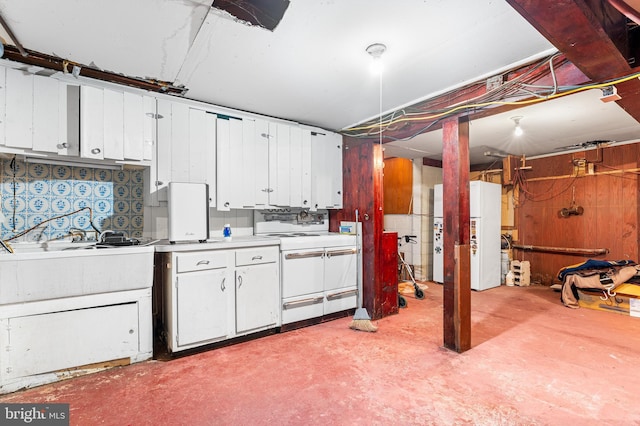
[344,71,640,132]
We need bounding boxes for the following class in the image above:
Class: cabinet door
[301,128,312,208]
[235,263,279,334]
[311,130,343,209]
[0,67,5,146]
[176,269,230,347]
[32,75,60,153]
[142,96,155,161]
[80,86,104,159]
[204,112,217,207]
[103,88,124,160]
[189,107,207,183]
[216,115,244,210]
[170,102,190,182]
[154,99,172,203]
[268,122,291,206]
[123,92,144,160]
[328,132,344,208]
[289,125,303,207]
[5,68,33,149]
[254,118,271,207]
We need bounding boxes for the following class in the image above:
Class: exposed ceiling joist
[506,0,640,123]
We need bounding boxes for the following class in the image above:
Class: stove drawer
[236,246,279,266]
[282,293,324,324]
[324,286,357,315]
[176,251,228,273]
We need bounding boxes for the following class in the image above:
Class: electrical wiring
[343,57,640,134]
[0,238,13,253]
[4,206,100,243]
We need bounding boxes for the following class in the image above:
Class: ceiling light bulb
[366,43,386,76]
[511,116,523,137]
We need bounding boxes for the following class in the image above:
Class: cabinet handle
[282,296,324,309]
[303,200,308,205]
[260,188,274,193]
[260,133,272,138]
[91,148,101,154]
[196,260,210,265]
[224,202,230,207]
[326,289,357,300]
[285,251,325,260]
[156,180,164,186]
[326,248,357,257]
[337,191,341,195]
[251,255,263,260]
[221,277,226,292]
[237,275,243,288]
[57,142,69,149]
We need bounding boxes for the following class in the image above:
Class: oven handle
[326,289,357,300]
[325,248,357,258]
[284,251,325,260]
[283,296,324,309]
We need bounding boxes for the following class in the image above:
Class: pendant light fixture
[511,116,524,137]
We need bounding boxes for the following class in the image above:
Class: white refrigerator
[433,181,501,290]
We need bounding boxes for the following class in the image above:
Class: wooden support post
[441,115,471,353]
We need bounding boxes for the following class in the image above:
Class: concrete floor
[2,283,640,425]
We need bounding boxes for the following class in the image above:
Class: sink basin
[0,245,154,305]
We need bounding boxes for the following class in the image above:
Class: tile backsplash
[1,157,144,242]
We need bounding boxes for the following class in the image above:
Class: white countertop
[0,242,155,261]
[153,235,281,252]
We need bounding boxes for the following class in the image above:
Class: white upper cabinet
[216,115,246,211]
[5,68,33,149]
[31,76,78,156]
[103,89,124,160]
[148,98,216,207]
[80,85,105,160]
[81,86,150,162]
[311,129,343,210]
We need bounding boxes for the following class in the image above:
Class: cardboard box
[577,284,640,317]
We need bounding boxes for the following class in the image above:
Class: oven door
[324,247,357,314]
[281,248,325,324]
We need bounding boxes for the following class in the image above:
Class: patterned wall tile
[0,158,145,242]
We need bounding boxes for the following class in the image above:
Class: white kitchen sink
[0,245,154,304]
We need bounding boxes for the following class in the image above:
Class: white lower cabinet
[163,245,280,353]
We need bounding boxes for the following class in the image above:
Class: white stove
[254,209,357,327]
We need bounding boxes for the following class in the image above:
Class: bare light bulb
[511,116,524,137]
[366,43,386,76]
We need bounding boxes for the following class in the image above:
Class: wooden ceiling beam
[506,0,640,122]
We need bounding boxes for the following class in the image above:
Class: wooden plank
[441,116,471,353]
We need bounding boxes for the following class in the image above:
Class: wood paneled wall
[513,143,639,284]
[383,158,413,214]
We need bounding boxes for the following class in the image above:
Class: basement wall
[513,142,640,285]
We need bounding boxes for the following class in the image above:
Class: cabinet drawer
[176,251,228,273]
[235,247,278,266]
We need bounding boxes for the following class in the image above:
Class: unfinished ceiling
[0,0,639,165]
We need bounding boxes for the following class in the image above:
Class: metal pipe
[0,12,28,57]
[513,244,609,256]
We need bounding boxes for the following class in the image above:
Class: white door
[253,118,271,206]
[235,263,278,334]
[5,68,33,149]
[176,268,230,347]
[80,86,104,159]
[123,92,144,160]
[103,88,124,160]
[32,75,60,153]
